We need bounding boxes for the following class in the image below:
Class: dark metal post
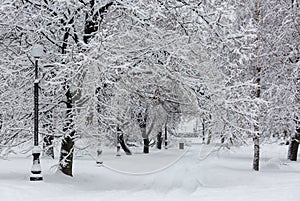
[164,123,168,149]
[30,58,43,181]
[202,119,205,143]
[34,60,39,146]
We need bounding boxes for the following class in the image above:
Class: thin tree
[253,0,261,171]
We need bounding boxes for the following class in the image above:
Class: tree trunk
[157,131,162,149]
[253,132,260,171]
[164,123,168,149]
[0,114,2,130]
[253,0,261,171]
[59,89,75,176]
[117,131,132,155]
[207,132,212,145]
[140,122,149,153]
[83,1,114,44]
[288,134,300,161]
[288,120,300,161]
[58,24,75,176]
[47,2,114,176]
[206,114,212,144]
[138,107,149,153]
[143,138,149,153]
[59,132,75,176]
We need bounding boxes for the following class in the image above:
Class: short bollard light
[179,142,184,150]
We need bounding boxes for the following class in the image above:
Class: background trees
[0,0,299,174]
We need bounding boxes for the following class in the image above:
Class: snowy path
[1,144,300,201]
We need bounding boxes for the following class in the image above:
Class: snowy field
[1,143,300,201]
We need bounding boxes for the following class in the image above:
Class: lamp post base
[30,146,43,181]
[30,174,43,181]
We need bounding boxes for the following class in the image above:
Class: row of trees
[0,0,299,175]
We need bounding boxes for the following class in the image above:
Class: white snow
[1,143,300,201]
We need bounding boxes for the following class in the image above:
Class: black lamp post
[30,45,44,181]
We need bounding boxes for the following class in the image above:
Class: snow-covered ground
[1,143,300,201]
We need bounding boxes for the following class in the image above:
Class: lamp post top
[31,44,44,58]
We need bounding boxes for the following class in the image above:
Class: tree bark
[143,138,149,154]
[253,132,260,171]
[59,88,75,176]
[253,0,261,171]
[206,114,212,144]
[288,134,300,161]
[83,1,114,44]
[117,128,132,155]
[164,123,168,148]
[0,114,2,130]
[157,131,162,149]
[207,132,212,145]
[137,107,149,153]
[288,118,300,161]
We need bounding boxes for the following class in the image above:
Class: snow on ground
[1,143,300,201]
